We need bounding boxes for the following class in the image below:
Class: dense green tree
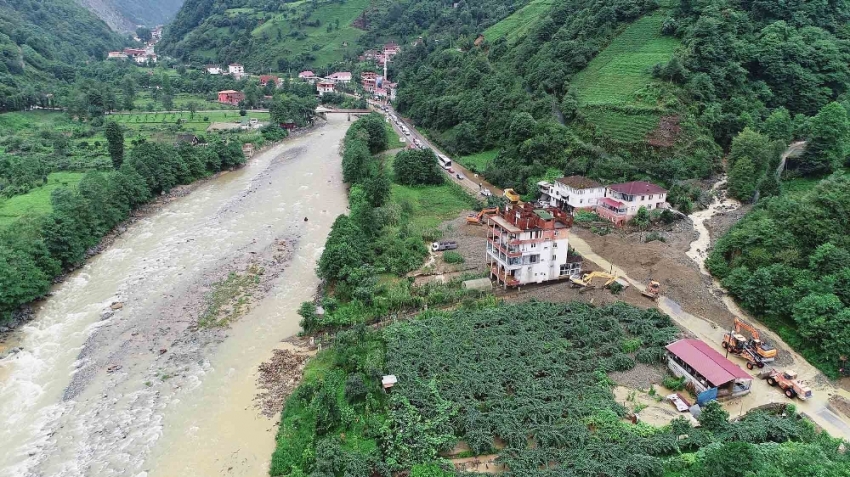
[798,102,848,174]
[0,246,51,315]
[762,107,793,143]
[136,27,153,43]
[393,149,443,186]
[104,121,124,170]
[728,157,757,201]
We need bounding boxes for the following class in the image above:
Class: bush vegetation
[707,174,850,376]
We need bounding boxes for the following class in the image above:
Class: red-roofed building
[361,72,378,93]
[486,203,582,288]
[217,90,245,105]
[259,75,281,88]
[384,42,400,55]
[317,81,335,96]
[596,181,668,225]
[666,339,753,401]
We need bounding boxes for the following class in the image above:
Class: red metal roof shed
[666,339,751,387]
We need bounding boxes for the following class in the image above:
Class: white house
[539,175,606,212]
[325,72,352,84]
[206,65,222,75]
[228,64,245,77]
[596,181,668,226]
[317,81,335,96]
[486,203,582,288]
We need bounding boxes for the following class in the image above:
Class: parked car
[480,189,493,197]
[431,241,458,252]
[456,173,464,180]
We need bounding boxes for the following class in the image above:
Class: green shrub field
[483,0,556,42]
[571,12,679,107]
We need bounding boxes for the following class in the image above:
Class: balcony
[491,266,520,287]
[488,237,522,257]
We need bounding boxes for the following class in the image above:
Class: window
[580,199,583,204]
[641,195,645,201]
[529,255,540,264]
[553,242,558,248]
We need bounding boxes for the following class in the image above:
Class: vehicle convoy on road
[762,369,813,400]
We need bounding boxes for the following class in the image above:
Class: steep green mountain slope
[159,0,531,71]
[0,0,123,111]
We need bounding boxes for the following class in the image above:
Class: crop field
[483,0,555,42]
[457,149,498,171]
[582,108,660,143]
[110,111,270,134]
[132,92,231,111]
[571,12,679,107]
[0,172,83,227]
[251,0,370,67]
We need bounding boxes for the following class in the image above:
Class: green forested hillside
[0,0,122,111]
[158,0,530,71]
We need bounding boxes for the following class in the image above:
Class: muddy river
[0,116,351,477]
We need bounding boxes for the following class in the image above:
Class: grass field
[483,0,555,42]
[0,172,84,227]
[571,12,679,106]
[385,122,406,149]
[456,149,498,172]
[390,180,477,233]
[133,92,231,112]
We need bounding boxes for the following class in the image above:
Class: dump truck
[466,207,499,225]
[761,369,812,400]
[503,188,521,203]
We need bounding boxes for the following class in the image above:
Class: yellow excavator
[466,207,499,225]
[724,317,778,362]
[641,280,661,301]
[570,272,620,291]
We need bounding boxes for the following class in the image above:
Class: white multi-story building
[486,203,582,288]
[596,181,668,226]
[228,64,245,77]
[206,65,222,75]
[539,175,607,212]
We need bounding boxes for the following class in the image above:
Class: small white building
[228,64,245,77]
[540,175,606,212]
[107,51,128,60]
[317,81,335,96]
[486,203,582,288]
[206,65,222,75]
[596,181,668,226]
[325,71,352,84]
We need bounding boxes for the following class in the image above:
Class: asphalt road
[378,103,504,199]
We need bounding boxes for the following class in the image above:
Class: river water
[0,116,351,477]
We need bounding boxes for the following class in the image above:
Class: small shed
[462,278,492,291]
[666,339,753,402]
[382,375,397,390]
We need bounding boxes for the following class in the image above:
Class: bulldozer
[641,280,661,301]
[732,317,777,362]
[570,272,621,292]
[503,188,521,204]
[466,207,499,225]
[762,369,813,400]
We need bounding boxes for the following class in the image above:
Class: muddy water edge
[0,116,351,477]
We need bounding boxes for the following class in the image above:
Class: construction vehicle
[466,208,499,225]
[570,272,620,291]
[761,369,813,400]
[732,317,777,362]
[503,188,520,203]
[641,280,661,301]
[722,333,766,370]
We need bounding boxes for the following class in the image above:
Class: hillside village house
[361,72,378,93]
[384,41,401,56]
[259,75,281,88]
[375,82,397,101]
[326,72,352,84]
[206,65,222,75]
[299,70,317,83]
[317,81,335,96]
[486,203,582,288]
[539,176,607,213]
[596,181,668,226]
[217,90,245,105]
[107,51,128,60]
[228,64,245,77]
